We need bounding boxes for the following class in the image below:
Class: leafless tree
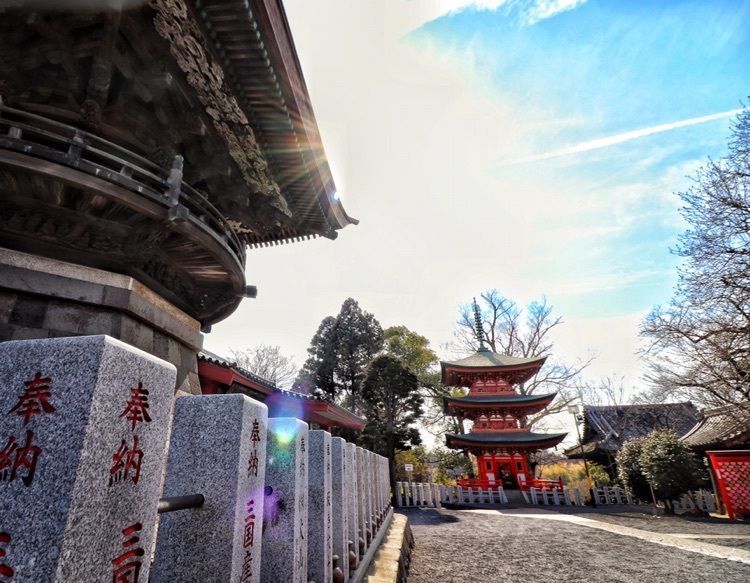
[230,344,298,390]
[450,290,591,429]
[641,105,750,408]
[581,376,630,407]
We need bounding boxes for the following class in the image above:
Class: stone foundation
[0,247,203,394]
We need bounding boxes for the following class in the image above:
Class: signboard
[404,464,413,473]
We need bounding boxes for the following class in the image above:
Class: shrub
[433,449,473,486]
[538,460,609,502]
[639,430,705,511]
[394,447,430,482]
[617,438,652,502]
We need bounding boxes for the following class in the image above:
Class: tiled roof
[446,393,557,405]
[447,431,568,443]
[564,402,701,457]
[681,405,750,449]
[198,349,318,401]
[441,348,546,369]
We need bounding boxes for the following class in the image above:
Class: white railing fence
[393,482,718,513]
[667,489,716,514]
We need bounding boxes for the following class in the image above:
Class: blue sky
[407,0,750,319]
[207,0,750,396]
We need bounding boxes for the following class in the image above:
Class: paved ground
[404,507,750,583]
[568,508,750,550]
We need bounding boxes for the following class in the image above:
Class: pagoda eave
[446,432,567,452]
[441,362,544,387]
[443,393,557,418]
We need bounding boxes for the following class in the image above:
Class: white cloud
[499,108,742,166]
[521,0,588,25]
[387,0,587,36]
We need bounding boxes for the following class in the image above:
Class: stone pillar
[260,418,309,583]
[152,394,268,583]
[331,437,349,578]
[307,430,332,583]
[355,447,367,552]
[372,452,380,524]
[345,442,359,569]
[365,451,374,533]
[0,335,175,582]
[0,248,203,394]
[383,458,394,508]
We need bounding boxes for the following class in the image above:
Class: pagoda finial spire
[473,297,488,351]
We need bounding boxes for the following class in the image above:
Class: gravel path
[404,508,750,583]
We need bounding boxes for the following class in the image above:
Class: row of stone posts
[0,335,392,582]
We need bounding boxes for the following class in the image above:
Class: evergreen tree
[359,355,424,494]
[639,430,705,512]
[295,298,383,413]
[616,438,651,502]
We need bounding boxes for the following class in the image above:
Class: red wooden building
[443,303,566,491]
[198,351,365,432]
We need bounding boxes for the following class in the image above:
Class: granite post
[260,418,309,583]
[365,451,374,533]
[331,437,349,577]
[383,456,391,509]
[307,430,332,583]
[152,394,268,583]
[345,442,359,568]
[0,335,175,582]
[355,447,367,552]
[371,452,380,525]
[381,456,387,511]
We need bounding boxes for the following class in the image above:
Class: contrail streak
[500,108,742,166]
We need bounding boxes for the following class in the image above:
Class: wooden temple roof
[192,0,358,246]
[197,350,365,431]
[443,392,557,418]
[441,348,546,387]
[680,405,750,452]
[0,0,356,325]
[446,430,567,452]
[564,402,701,459]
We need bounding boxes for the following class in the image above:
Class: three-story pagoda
[443,301,567,490]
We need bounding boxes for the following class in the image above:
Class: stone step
[503,490,526,505]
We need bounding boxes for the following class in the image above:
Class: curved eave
[444,393,557,418]
[195,0,357,242]
[445,392,557,408]
[446,431,567,451]
[260,0,357,232]
[441,360,546,387]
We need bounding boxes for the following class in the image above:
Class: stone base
[365,513,413,583]
[0,247,203,394]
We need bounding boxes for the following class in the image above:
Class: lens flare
[270,416,301,445]
[266,394,305,427]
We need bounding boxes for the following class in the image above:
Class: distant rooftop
[681,404,750,451]
[565,402,701,458]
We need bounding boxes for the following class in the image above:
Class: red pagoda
[443,301,567,490]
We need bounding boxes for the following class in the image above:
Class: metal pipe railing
[0,103,245,268]
[157,494,205,514]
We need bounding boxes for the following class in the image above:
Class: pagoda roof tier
[441,348,546,387]
[443,392,557,418]
[446,430,567,452]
